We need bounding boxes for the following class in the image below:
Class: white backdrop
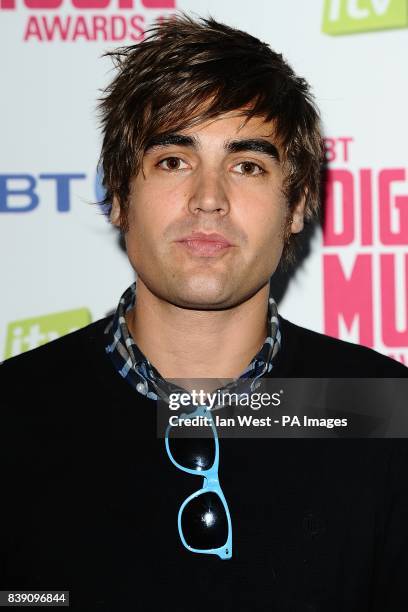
[1,0,407,365]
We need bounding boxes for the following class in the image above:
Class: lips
[177,232,232,246]
[176,232,234,257]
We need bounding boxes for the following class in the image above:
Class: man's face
[111,111,305,310]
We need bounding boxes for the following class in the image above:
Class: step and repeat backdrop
[1,0,407,364]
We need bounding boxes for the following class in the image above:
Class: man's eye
[234,161,265,176]
[157,157,189,171]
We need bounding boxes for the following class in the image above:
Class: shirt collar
[105,282,281,401]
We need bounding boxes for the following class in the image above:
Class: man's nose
[187,170,230,216]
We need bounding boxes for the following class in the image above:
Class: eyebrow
[144,133,199,151]
[144,133,280,162]
[226,138,280,162]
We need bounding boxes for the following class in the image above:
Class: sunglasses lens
[181,491,228,550]
[168,436,216,471]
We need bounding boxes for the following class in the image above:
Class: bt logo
[0,171,109,213]
[0,173,86,212]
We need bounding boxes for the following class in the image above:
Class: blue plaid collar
[105,282,281,401]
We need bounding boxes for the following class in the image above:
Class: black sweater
[0,315,407,612]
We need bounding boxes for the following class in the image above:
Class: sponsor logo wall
[1,0,407,365]
[1,0,175,42]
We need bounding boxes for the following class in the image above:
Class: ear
[110,196,121,227]
[290,194,306,234]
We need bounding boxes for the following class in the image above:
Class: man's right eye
[157,157,189,171]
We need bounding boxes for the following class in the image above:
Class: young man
[1,14,407,612]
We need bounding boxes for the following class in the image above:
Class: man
[1,14,407,612]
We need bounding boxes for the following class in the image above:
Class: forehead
[177,110,276,140]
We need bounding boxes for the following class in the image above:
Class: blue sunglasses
[165,404,232,560]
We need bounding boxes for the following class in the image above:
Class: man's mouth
[175,232,234,258]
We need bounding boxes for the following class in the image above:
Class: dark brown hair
[98,13,323,264]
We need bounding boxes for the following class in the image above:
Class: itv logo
[4,308,92,359]
[322,0,408,34]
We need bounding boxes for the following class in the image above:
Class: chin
[169,283,234,310]
[174,292,232,310]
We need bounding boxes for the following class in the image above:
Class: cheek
[126,189,181,252]
[236,192,288,249]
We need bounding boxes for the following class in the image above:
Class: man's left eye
[233,162,265,176]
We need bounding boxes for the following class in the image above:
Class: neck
[125,278,270,380]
